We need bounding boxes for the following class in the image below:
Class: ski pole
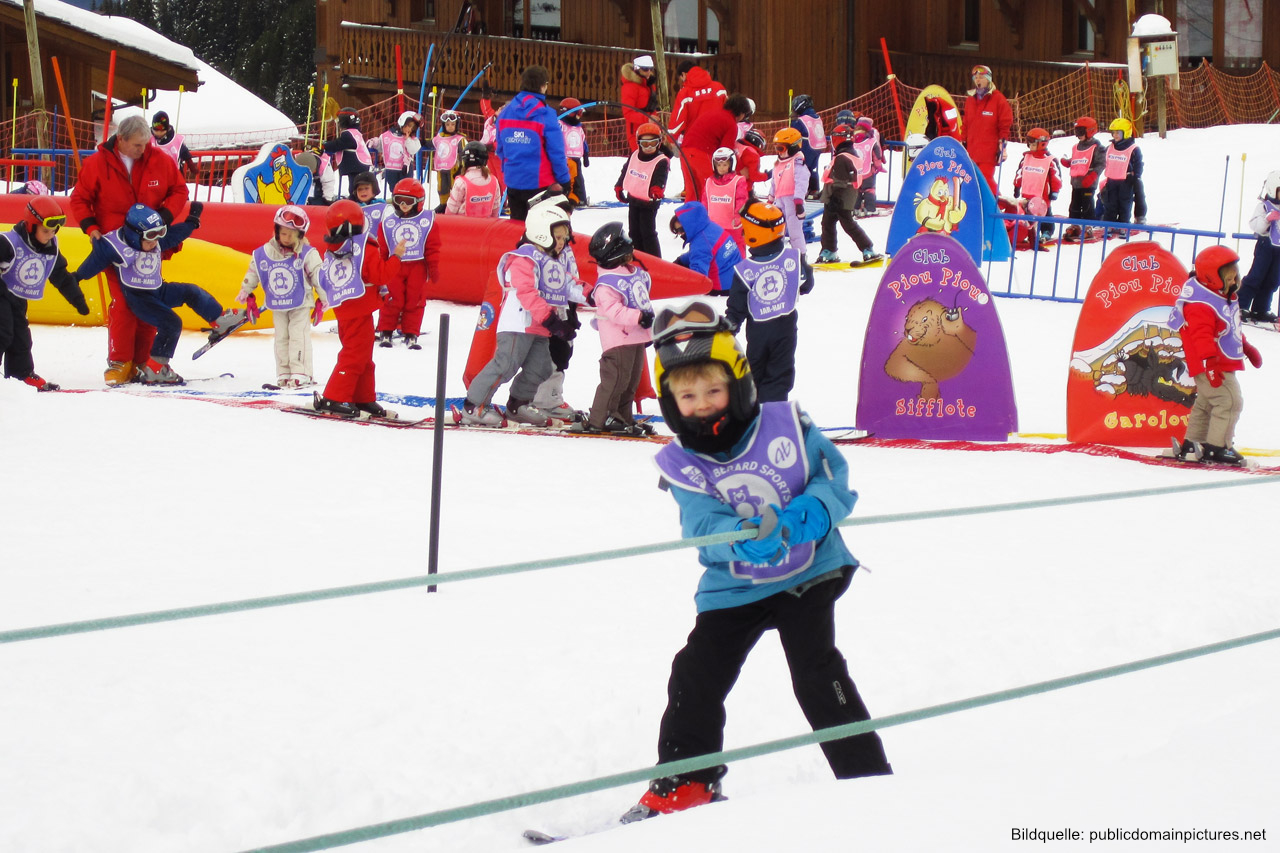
[1236,152,1247,253]
[175,85,185,127]
[417,44,435,114]
[8,79,16,187]
[426,85,440,206]
[450,63,492,111]
[319,83,330,145]
[304,84,314,142]
[1217,153,1229,233]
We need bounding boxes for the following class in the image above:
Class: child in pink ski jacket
[702,147,749,255]
[446,142,502,218]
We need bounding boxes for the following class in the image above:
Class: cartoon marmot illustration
[914,177,967,235]
[885,298,977,399]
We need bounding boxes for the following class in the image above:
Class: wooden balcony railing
[340,24,740,109]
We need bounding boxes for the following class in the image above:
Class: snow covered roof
[114,58,299,149]
[1,0,199,73]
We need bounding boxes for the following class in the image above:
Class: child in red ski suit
[313,200,404,417]
[374,178,441,351]
[1009,127,1061,249]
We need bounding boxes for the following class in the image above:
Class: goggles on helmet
[393,193,421,208]
[277,208,308,230]
[638,136,661,149]
[652,299,727,344]
[140,224,168,241]
[33,212,67,231]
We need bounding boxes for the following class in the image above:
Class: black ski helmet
[835,109,857,127]
[349,171,379,198]
[461,141,489,169]
[791,94,813,115]
[588,221,634,269]
[337,107,360,130]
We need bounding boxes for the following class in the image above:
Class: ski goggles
[139,223,168,241]
[392,193,422,208]
[652,299,729,345]
[971,65,993,79]
[31,211,66,231]
[637,136,662,150]
[276,207,308,230]
[151,123,168,132]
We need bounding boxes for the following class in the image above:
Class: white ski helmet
[1262,170,1280,202]
[712,147,736,170]
[525,201,572,250]
[397,111,421,129]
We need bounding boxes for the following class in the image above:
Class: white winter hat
[633,55,655,70]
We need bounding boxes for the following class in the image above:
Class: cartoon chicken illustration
[914,176,967,235]
[253,145,296,205]
[885,298,977,399]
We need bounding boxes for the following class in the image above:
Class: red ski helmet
[1193,245,1241,296]
[25,195,66,233]
[560,97,582,112]
[1026,127,1050,150]
[392,177,426,214]
[1074,116,1098,135]
[324,199,365,245]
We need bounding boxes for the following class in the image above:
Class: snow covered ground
[2,126,1279,853]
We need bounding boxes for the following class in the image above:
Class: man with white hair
[71,113,190,385]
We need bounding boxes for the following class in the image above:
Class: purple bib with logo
[318,232,370,308]
[380,209,433,261]
[594,267,652,311]
[0,232,57,300]
[739,248,803,321]
[501,244,571,308]
[654,401,815,583]
[1169,277,1244,361]
[252,245,315,310]
[105,230,163,290]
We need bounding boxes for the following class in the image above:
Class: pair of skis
[812,253,886,271]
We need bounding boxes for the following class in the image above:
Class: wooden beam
[1071,0,1105,35]
[992,0,1025,50]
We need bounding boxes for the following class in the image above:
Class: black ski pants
[0,289,35,380]
[820,203,874,254]
[655,569,892,783]
[628,200,661,259]
[744,312,798,403]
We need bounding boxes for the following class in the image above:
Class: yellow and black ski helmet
[653,299,758,431]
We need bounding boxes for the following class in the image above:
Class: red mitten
[245,293,261,324]
[1243,339,1263,368]
[794,198,804,216]
[615,186,625,202]
[650,186,665,200]
[311,299,326,326]
[1204,356,1224,387]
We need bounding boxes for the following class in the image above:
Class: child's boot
[532,370,578,421]
[815,249,840,264]
[1201,444,1246,467]
[506,398,551,426]
[313,392,359,418]
[402,334,421,350]
[22,374,59,392]
[620,774,726,823]
[377,330,394,348]
[457,401,506,427]
[104,360,134,386]
[137,356,184,385]
[862,247,880,263]
[207,307,249,344]
[356,400,391,418]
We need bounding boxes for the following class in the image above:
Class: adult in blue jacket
[496,65,571,220]
[671,201,742,296]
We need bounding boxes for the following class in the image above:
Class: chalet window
[1062,2,1096,54]
[511,0,561,41]
[663,0,721,55]
[950,0,980,46]
[1176,0,1262,69]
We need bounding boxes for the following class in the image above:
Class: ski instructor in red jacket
[71,114,190,385]
[962,65,1012,194]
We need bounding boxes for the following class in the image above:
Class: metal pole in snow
[427,313,450,593]
[1218,154,1229,233]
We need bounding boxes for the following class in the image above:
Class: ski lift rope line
[1,477,1277,646]
[241,624,1280,852]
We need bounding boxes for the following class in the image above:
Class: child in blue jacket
[620,299,891,823]
[670,201,741,296]
[73,202,245,384]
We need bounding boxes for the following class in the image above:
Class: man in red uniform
[71,114,190,385]
[669,61,727,198]
[681,95,755,204]
[961,65,1012,194]
[620,54,659,152]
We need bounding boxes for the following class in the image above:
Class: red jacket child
[313,200,404,417]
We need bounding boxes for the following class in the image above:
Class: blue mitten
[732,506,789,566]
[775,495,831,545]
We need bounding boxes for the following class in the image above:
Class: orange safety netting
[6,61,1280,195]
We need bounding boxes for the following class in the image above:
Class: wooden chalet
[0,1,199,130]
[317,0,1280,121]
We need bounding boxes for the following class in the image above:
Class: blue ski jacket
[673,201,741,293]
[496,92,571,190]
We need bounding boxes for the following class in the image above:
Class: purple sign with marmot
[856,232,1018,440]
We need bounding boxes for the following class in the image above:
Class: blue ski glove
[774,494,831,545]
[733,506,789,566]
